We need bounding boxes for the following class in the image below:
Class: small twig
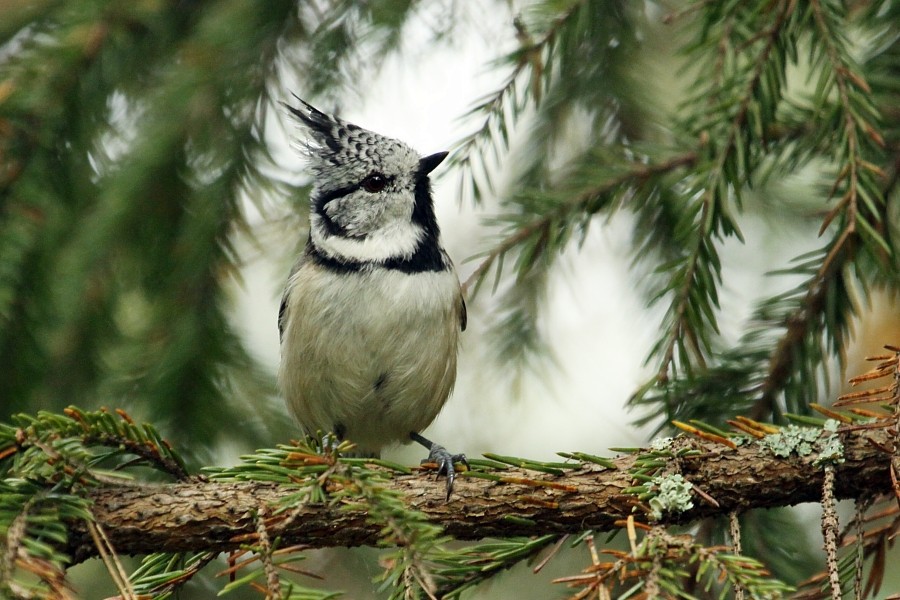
[644,527,663,599]
[87,518,136,600]
[729,511,745,600]
[2,509,27,588]
[626,515,638,555]
[821,465,842,600]
[572,534,605,600]
[891,349,900,510]
[532,534,568,574]
[254,504,281,599]
[852,497,872,600]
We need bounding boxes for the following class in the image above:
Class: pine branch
[448,1,585,201]
[748,0,888,420]
[463,151,698,294]
[751,238,856,421]
[62,426,893,561]
[651,0,796,384]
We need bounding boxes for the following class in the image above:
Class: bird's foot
[426,443,469,501]
[410,432,468,501]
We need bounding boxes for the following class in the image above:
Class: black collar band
[307,237,449,274]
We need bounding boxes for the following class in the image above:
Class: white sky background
[229,1,825,465]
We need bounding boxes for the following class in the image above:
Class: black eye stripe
[315,173,395,208]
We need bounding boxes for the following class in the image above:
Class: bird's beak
[420,151,449,175]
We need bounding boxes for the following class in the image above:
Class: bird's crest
[282,95,416,181]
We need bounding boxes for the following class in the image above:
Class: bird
[277,96,467,499]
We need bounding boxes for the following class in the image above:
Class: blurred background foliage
[0,0,304,465]
[2,0,900,598]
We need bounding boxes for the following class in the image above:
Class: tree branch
[67,427,892,562]
[462,151,698,294]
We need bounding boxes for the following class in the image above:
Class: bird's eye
[361,173,387,193]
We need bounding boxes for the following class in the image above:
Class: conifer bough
[65,426,891,561]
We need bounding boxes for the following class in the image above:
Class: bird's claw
[423,444,468,501]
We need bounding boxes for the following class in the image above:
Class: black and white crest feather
[283,94,420,189]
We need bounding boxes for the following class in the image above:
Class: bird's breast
[279,264,462,452]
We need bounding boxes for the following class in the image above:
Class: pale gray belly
[278,266,461,454]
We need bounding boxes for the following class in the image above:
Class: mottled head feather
[282,95,420,191]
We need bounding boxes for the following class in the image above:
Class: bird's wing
[278,294,288,342]
[279,253,310,343]
[459,292,467,332]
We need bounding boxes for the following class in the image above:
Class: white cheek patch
[312,215,425,263]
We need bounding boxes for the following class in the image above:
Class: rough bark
[67,427,892,561]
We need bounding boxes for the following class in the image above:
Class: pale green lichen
[650,437,674,452]
[760,419,844,465]
[760,425,818,457]
[814,419,844,466]
[648,474,694,520]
